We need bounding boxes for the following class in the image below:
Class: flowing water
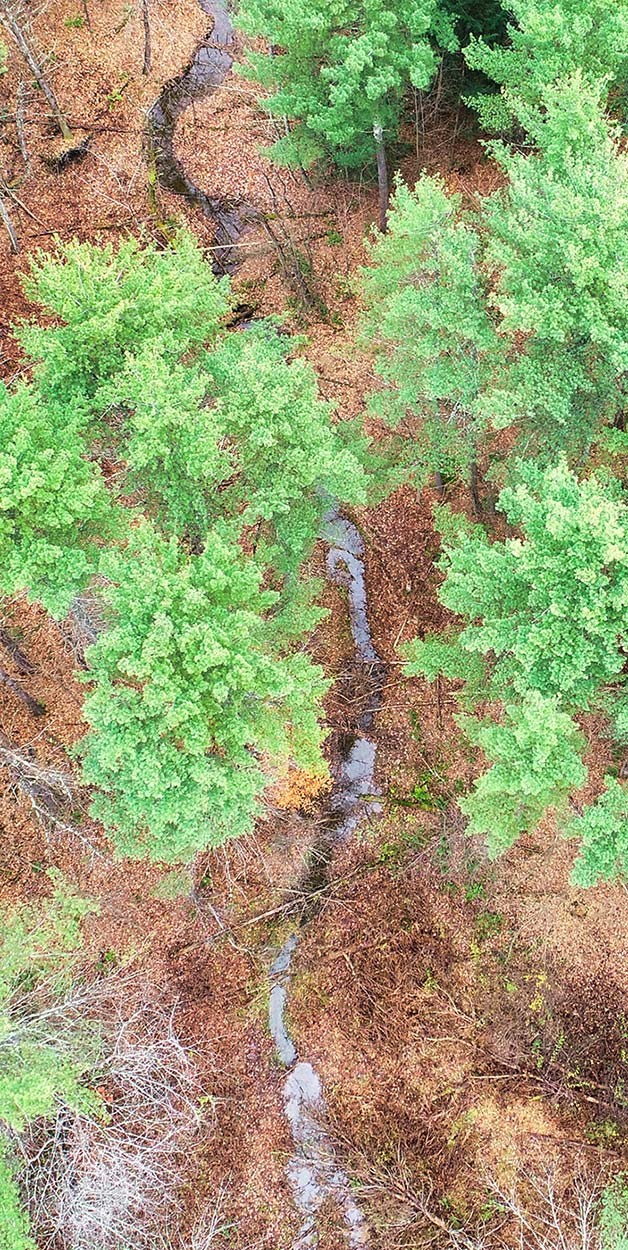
[147,0,256,274]
[267,512,384,1249]
[148,20,385,1244]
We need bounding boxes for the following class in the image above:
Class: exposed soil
[0,2,627,1247]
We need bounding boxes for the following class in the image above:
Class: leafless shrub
[60,591,107,666]
[23,995,205,1250]
[0,742,75,819]
[483,1166,602,1250]
[345,1144,607,1250]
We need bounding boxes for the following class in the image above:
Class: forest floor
[0,1,627,1247]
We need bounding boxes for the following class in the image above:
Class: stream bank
[147,10,386,1245]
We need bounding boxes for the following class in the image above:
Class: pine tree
[8,233,373,860]
[481,76,628,457]
[360,78,628,475]
[568,779,628,888]
[79,523,329,862]
[464,0,628,132]
[19,231,231,406]
[21,238,370,576]
[406,461,628,873]
[360,175,503,489]
[237,0,458,223]
[0,382,122,618]
[459,694,586,858]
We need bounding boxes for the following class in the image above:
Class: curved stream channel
[149,14,385,1246]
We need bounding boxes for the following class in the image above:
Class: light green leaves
[569,779,628,888]
[0,383,122,617]
[406,461,628,878]
[459,694,586,858]
[360,175,503,481]
[80,524,329,862]
[465,0,628,131]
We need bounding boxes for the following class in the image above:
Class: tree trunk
[0,187,18,252]
[0,665,45,716]
[142,0,151,75]
[0,3,73,142]
[373,120,389,234]
[469,460,482,516]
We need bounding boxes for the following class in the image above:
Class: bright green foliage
[599,1174,628,1250]
[20,238,370,570]
[569,780,628,888]
[0,45,6,76]
[0,383,121,618]
[95,348,229,539]
[237,0,458,169]
[203,324,370,572]
[406,461,628,869]
[80,524,329,862]
[19,231,230,404]
[422,461,628,707]
[458,694,586,857]
[0,1141,35,1250]
[362,79,628,469]
[360,176,503,483]
[481,77,628,455]
[8,233,373,860]
[464,0,628,131]
[0,880,100,1132]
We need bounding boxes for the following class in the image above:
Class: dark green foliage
[237,0,458,170]
[464,0,628,131]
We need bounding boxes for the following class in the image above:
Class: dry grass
[22,992,206,1250]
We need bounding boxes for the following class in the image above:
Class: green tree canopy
[237,0,458,170]
[3,232,371,860]
[406,460,628,874]
[360,78,628,480]
[464,0,628,132]
[360,175,503,486]
[0,382,122,618]
[80,524,329,862]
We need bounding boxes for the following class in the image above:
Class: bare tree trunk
[0,186,18,252]
[81,0,91,29]
[434,470,444,496]
[469,460,482,516]
[15,79,30,175]
[0,664,45,716]
[0,2,73,142]
[373,120,389,234]
[142,0,151,75]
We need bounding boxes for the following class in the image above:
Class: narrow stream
[148,20,385,1247]
[268,511,384,1250]
[146,0,255,274]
